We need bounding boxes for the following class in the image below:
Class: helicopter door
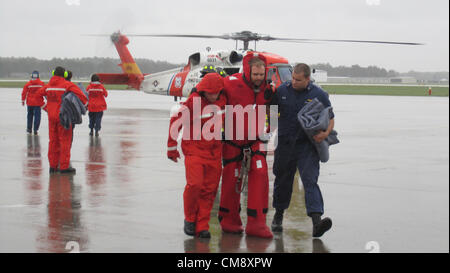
[169,71,188,97]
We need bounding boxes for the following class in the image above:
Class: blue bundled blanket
[297,98,339,163]
[60,92,87,129]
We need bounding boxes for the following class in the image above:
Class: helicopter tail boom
[97,32,145,90]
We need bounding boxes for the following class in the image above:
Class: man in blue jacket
[270,63,335,238]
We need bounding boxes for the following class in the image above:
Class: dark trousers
[88,111,103,131]
[272,136,324,217]
[27,106,41,132]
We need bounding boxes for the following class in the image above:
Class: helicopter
[91,31,422,99]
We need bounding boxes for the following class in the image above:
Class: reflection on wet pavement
[85,137,106,207]
[184,177,326,253]
[35,173,87,253]
[23,135,43,206]
[1,89,448,252]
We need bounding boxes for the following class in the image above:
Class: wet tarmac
[0,88,448,253]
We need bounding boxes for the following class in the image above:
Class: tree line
[311,63,448,82]
[0,57,181,79]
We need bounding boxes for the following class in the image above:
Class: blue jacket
[272,81,334,140]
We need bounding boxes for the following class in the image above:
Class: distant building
[439,78,449,84]
[327,77,391,84]
[325,76,419,84]
[389,77,417,84]
[311,69,328,83]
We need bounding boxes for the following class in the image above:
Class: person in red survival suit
[219,52,275,238]
[38,66,88,174]
[22,71,45,135]
[86,74,108,137]
[167,73,226,238]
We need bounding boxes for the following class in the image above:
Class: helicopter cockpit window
[223,68,240,76]
[278,66,292,83]
[267,68,279,85]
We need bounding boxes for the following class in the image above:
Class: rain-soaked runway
[0,88,448,253]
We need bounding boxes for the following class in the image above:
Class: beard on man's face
[253,80,263,87]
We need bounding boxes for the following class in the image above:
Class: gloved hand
[264,88,274,101]
[21,101,25,106]
[167,149,181,162]
[264,80,275,101]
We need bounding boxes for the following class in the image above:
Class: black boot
[49,167,58,174]
[60,167,76,174]
[184,220,196,236]
[311,213,332,238]
[197,230,211,239]
[89,129,93,136]
[271,209,284,232]
[95,130,99,137]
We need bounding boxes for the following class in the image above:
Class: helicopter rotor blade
[83,34,112,37]
[263,37,424,46]
[83,31,424,46]
[126,34,233,40]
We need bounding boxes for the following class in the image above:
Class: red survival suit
[167,73,226,235]
[38,76,88,170]
[219,52,273,238]
[22,78,45,106]
[86,81,108,112]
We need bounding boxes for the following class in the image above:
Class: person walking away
[22,71,45,135]
[86,74,108,137]
[37,66,87,174]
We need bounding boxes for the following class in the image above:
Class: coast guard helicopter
[90,31,422,99]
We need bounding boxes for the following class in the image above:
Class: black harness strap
[222,140,267,167]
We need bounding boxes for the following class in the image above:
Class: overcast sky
[0,0,448,72]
